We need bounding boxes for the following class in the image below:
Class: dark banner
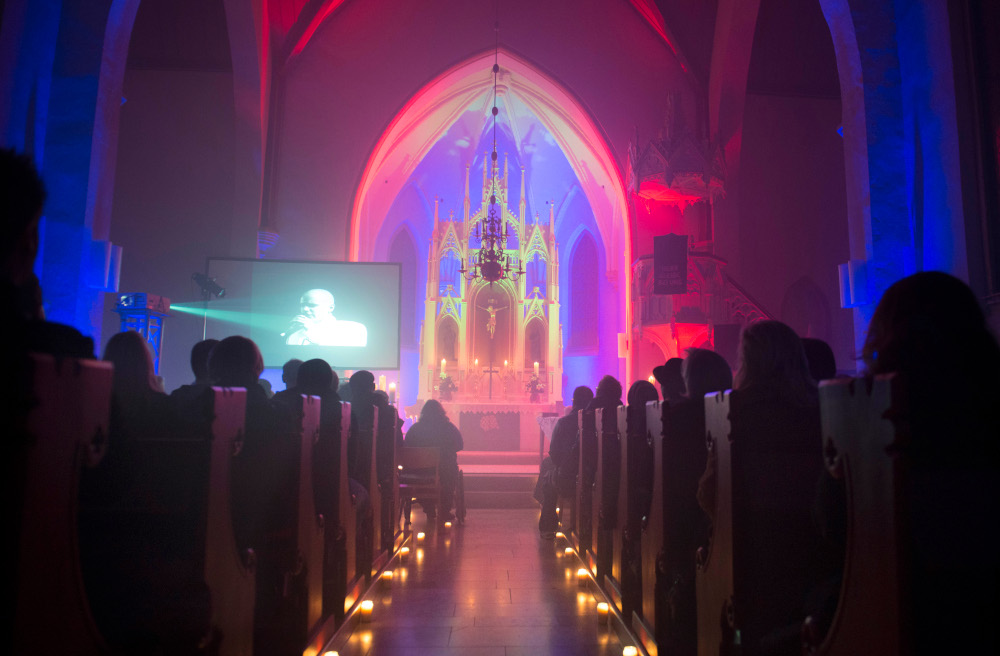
[653,233,688,295]
[459,410,520,451]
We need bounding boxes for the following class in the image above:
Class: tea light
[622,647,639,656]
[597,602,609,625]
[564,547,574,556]
[556,532,565,539]
[577,568,588,587]
[380,570,393,585]
[360,600,373,622]
[444,521,452,528]
[399,546,410,562]
[322,652,339,656]
[417,532,425,541]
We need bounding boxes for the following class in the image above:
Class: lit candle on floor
[597,602,609,625]
[400,546,409,562]
[577,568,588,587]
[360,600,373,622]
[556,532,564,539]
[622,647,639,656]
[380,570,393,585]
[444,521,452,528]
[565,547,574,556]
[417,532,425,541]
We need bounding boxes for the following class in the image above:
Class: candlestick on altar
[440,358,446,376]
[533,361,539,376]
[474,358,479,367]
[388,382,396,405]
[378,374,386,391]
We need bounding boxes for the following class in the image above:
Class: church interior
[6,0,999,654]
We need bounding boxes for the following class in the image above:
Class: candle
[474,358,479,367]
[444,521,452,528]
[577,568,588,587]
[360,600,373,622]
[648,375,655,384]
[556,532,564,539]
[417,532,425,541]
[504,359,508,368]
[380,570,393,586]
[440,358,446,375]
[623,647,639,656]
[564,547,574,556]
[399,546,409,562]
[533,361,539,376]
[597,602,609,625]
[378,374,386,391]
[388,382,396,404]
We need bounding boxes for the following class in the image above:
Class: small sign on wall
[653,234,688,295]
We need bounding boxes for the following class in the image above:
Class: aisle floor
[329,508,628,655]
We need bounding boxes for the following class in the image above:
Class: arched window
[569,233,599,350]
[389,229,418,348]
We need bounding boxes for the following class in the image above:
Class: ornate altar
[417,156,563,409]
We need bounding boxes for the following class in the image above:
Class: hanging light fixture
[459,8,524,286]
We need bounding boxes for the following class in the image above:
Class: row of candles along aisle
[317,527,643,656]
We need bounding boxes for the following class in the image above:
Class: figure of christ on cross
[476,302,508,339]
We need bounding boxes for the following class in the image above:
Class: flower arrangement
[437,374,457,400]
[525,374,545,394]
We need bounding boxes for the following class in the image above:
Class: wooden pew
[596,406,622,596]
[635,400,666,656]
[696,389,824,656]
[576,409,597,569]
[695,391,736,656]
[349,402,382,580]
[802,375,904,655]
[14,354,113,655]
[616,404,644,638]
[252,393,322,656]
[377,405,403,554]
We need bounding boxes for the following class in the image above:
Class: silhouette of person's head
[297,358,336,395]
[208,336,263,388]
[801,338,837,382]
[282,358,303,389]
[301,289,335,320]
[735,320,815,404]
[103,330,157,397]
[1,148,45,290]
[571,385,594,411]
[595,375,623,404]
[653,357,686,403]
[682,348,733,400]
[627,380,659,408]
[349,370,375,405]
[862,271,1000,380]
[189,339,219,384]
[419,399,448,423]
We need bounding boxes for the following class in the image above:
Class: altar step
[458,451,541,509]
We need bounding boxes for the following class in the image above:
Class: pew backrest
[299,395,325,633]
[637,400,665,654]
[15,354,113,655]
[695,391,735,656]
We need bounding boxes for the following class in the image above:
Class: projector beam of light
[169,304,285,331]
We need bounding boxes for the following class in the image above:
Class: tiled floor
[326,509,630,656]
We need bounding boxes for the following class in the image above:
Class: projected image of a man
[284,288,368,347]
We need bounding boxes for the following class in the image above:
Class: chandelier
[459,15,523,285]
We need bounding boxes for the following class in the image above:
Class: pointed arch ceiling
[349,48,631,278]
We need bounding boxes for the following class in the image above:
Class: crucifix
[477,298,507,399]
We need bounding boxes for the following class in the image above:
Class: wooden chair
[397,446,442,532]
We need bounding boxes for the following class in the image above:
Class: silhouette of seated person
[625,378,659,527]
[403,399,464,522]
[813,272,1000,654]
[653,357,686,406]
[537,385,594,537]
[661,348,732,655]
[169,338,219,406]
[80,330,210,649]
[801,337,838,382]
[284,289,367,347]
[696,320,824,655]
